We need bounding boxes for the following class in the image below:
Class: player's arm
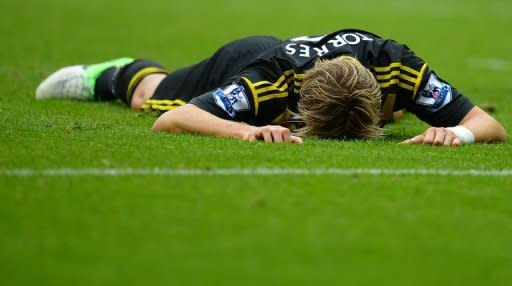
[152,104,303,144]
[391,55,507,146]
[402,106,507,146]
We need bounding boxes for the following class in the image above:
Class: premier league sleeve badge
[416,73,453,112]
[213,83,250,118]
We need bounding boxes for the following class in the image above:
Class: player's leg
[139,36,283,114]
[130,73,166,110]
[36,36,283,113]
[36,58,167,107]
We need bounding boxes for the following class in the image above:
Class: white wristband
[446,126,475,144]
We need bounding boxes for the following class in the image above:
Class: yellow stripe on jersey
[400,73,417,84]
[244,70,305,115]
[376,74,416,89]
[256,82,289,94]
[253,70,293,87]
[375,71,417,83]
[373,62,400,72]
[126,67,167,102]
[242,77,259,116]
[372,62,426,96]
[378,79,415,91]
[400,65,421,76]
[293,78,303,94]
[375,70,400,80]
[413,63,428,98]
[373,62,420,75]
[398,82,415,91]
[253,71,290,88]
[259,92,288,102]
[140,99,186,112]
[145,99,187,106]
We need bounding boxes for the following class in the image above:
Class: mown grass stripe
[2,168,512,177]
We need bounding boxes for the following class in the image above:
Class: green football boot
[36,57,134,100]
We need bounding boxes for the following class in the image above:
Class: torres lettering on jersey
[213,83,250,118]
[285,32,373,58]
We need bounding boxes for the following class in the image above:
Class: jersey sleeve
[373,44,475,127]
[405,70,475,127]
[188,79,255,123]
[189,68,294,126]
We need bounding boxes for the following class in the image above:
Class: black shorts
[143,36,282,113]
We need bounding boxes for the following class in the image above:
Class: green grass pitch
[1,0,512,285]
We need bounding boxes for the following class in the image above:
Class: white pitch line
[468,58,510,71]
[1,168,512,177]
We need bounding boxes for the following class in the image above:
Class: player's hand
[244,125,303,144]
[401,127,461,146]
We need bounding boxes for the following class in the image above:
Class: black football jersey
[186,29,474,127]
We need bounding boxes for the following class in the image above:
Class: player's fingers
[248,128,263,142]
[291,136,303,144]
[262,129,273,143]
[433,130,446,145]
[271,130,284,143]
[443,133,457,146]
[243,129,258,142]
[401,135,424,144]
[452,137,462,147]
[281,128,292,143]
[422,128,437,144]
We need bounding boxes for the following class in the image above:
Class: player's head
[296,56,384,139]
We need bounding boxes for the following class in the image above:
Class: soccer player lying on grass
[36,29,507,146]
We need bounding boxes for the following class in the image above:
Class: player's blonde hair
[295,56,384,139]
